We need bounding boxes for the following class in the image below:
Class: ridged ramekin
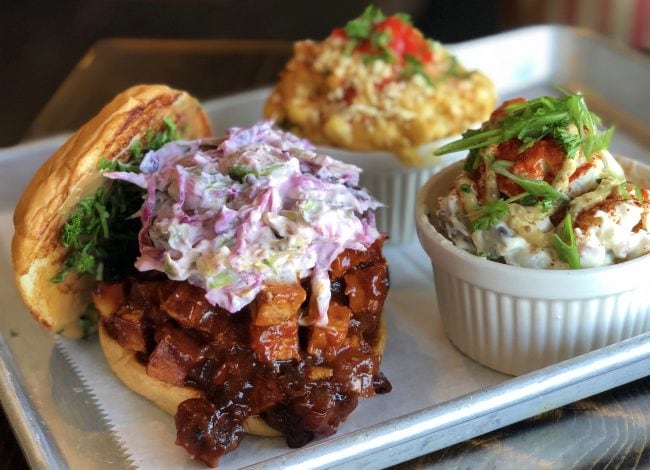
[415,158,650,375]
[322,143,464,244]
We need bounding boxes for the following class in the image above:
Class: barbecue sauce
[99,239,390,466]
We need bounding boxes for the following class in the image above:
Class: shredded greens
[53,117,179,284]
[435,92,613,158]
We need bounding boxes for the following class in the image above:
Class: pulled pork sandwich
[12,86,391,466]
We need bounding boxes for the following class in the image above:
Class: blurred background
[1,0,648,147]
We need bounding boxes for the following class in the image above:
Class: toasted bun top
[12,85,212,336]
[98,315,387,437]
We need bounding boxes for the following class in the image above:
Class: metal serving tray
[0,25,649,469]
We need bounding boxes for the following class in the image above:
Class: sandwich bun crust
[98,315,388,437]
[12,85,212,336]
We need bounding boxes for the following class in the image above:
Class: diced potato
[251,283,306,326]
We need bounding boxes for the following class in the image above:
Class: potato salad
[434,93,650,269]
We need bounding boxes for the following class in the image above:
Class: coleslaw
[105,121,382,325]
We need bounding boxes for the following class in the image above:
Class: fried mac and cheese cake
[264,5,496,165]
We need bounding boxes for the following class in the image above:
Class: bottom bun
[98,315,387,437]
[98,324,280,436]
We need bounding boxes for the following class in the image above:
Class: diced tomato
[376,16,432,63]
[341,14,433,65]
[330,27,347,39]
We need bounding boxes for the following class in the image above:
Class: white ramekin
[415,157,650,376]
[321,141,464,244]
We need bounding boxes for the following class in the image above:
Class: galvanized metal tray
[0,25,649,469]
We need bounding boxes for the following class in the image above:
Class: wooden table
[6,38,650,469]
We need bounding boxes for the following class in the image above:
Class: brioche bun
[98,315,387,437]
[12,85,212,337]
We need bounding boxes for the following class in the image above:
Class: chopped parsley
[9,329,18,338]
[344,5,389,59]
[459,183,472,193]
[552,125,582,159]
[147,116,180,151]
[402,54,433,86]
[341,5,434,85]
[469,199,509,232]
[435,92,613,159]
[53,117,180,284]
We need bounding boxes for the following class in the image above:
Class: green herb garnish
[99,137,144,172]
[459,183,472,193]
[469,199,510,232]
[402,54,433,86]
[147,116,180,151]
[552,125,582,158]
[435,92,613,158]
[344,5,391,61]
[618,182,644,202]
[463,147,481,173]
[54,117,180,284]
[552,213,580,269]
[491,160,569,204]
[345,5,385,39]
[9,329,18,338]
